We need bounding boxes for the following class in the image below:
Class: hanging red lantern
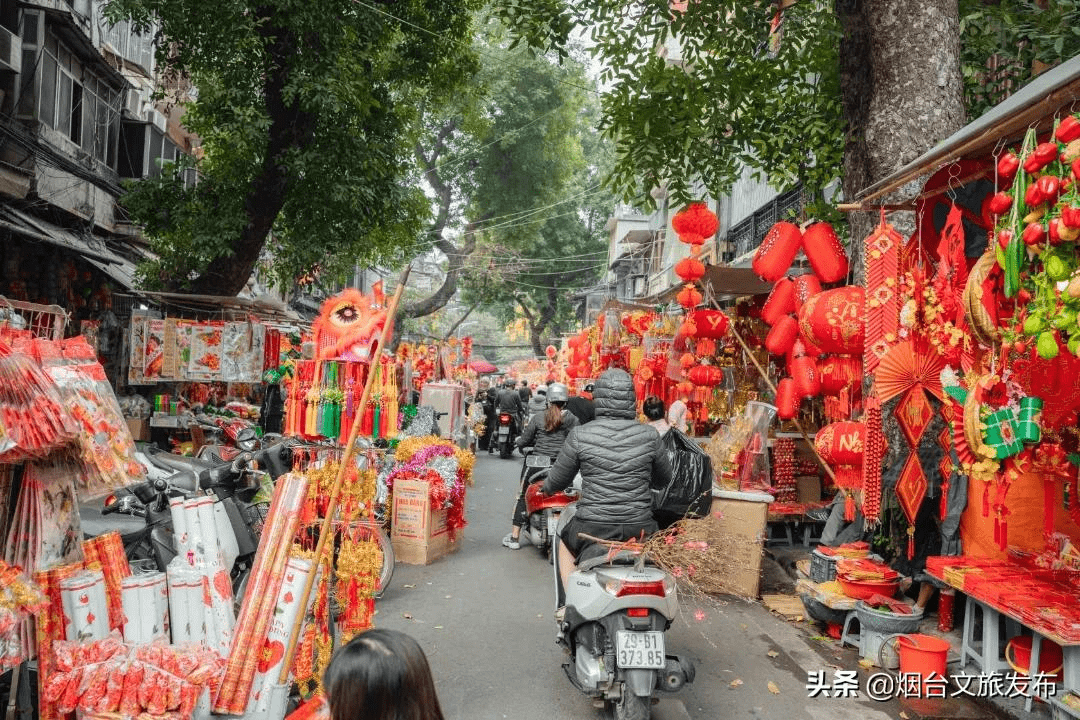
[792,273,822,308]
[688,364,724,387]
[672,202,720,239]
[679,352,697,370]
[678,232,706,246]
[765,315,799,356]
[761,277,797,326]
[695,337,717,356]
[798,286,865,355]
[675,256,706,283]
[677,380,695,396]
[678,317,698,338]
[677,284,703,309]
[814,421,865,489]
[686,309,729,338]
[776,378,800,420]
[545,345,557,359]
[802,223,849,283]
[819,355,862,396]
[791,355,821,397]
[753,222,802,282]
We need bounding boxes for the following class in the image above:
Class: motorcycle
[553,507,695,720]
[496,412,518,459]
[517,455,577,561]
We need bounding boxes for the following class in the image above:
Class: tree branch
[442,303,478,341]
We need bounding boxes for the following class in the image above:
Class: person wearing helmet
[503,382,579,549]
[544,369,671,588]
[565,383,595,424]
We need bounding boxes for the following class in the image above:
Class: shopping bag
[653,428,713,527]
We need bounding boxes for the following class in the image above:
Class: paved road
[374,452,910,720]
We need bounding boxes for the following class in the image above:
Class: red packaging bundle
[0,341,76,463]
[82,532,131,632]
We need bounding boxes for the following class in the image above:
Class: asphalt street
[373,452,941,720]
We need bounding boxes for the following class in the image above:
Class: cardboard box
[125,417,150,442]
[694,495,768,598]
[391,479,462,565]
[796,476,822,504]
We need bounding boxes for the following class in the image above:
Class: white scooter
[553,506,695,720]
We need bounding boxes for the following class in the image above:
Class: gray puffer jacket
[544,369,672,524]
[517,408,579,458]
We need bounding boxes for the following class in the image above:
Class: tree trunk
[837,0,967,282]
[185,11,313,296]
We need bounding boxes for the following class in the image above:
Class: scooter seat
[578,549,644,572]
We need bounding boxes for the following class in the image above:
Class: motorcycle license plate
[526,454,551,468]
[498,428,510,439]
[615,631,665,669]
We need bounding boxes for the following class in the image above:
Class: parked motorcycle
[553,507,695,720]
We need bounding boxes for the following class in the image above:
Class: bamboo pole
[724,316,837,484]
[277,265,412,685]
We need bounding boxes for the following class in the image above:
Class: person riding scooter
[495,378,525,446]
[503,383,578,550]
[543,368,671,591]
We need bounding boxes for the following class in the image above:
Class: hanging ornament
[815,421,865,521]
[688,364,724,387]
[819,355,862,397]
[675,256,706,283]
[775,378,800,420]
[685,309,729,338]
[545,345,557,359]
[765,316,799,356]
[791,355,821,398]
[677,284,703,309]
[761,277,797,326]
[679,352,697,370]
[753,221,802,282]
[798,286,865,355]
[802,222,849,283]
[792,273,822,308]
[672,202,720,239]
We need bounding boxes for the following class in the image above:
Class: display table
[926,559,1080,712]
[766,501,829,546]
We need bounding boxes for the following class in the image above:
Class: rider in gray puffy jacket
[544,368,671,587]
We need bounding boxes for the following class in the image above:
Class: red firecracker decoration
[761,277,796,326]
[677,285,703,309]
[791,355,821,397]
[753,222,802,282]
[775,378,800,420]
[802,222,849,283]
[688,363,723,387]
[798,286,865,355]
[672,203,720,239]
[792,273,822,307]
[862,392,885,525]
[765,316,799,356]
[686,309,729,338]
[675,256,706,283]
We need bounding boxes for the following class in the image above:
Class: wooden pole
[724,317,837,483]
[277,265,412,685]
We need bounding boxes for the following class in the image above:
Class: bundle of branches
[642,519,764,601]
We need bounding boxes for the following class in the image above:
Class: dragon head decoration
[311,284,388,361]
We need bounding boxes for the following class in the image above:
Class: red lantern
[545,345,557,359]
[798,286,865,355]
[802,223,849,283]
[765,315,799,356]
[677,285,703,309]
[819,355,862,396]
[675,256,706,283]
[678,317,698,338]
[814,421,865,489]
[753,222,802,282]
[776,378,800,420]
[791,356,821,397]
[761,277,796,326]
[792,273,822,308]
[695,337,716,356]
[678,232,706,246]
[679,352,697,370]
[672,203,719,239]
[688,364,724,387]
[686,309,729,338]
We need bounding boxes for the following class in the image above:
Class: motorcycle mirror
[236,428,259,452]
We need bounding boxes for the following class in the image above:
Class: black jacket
[497,388,524,416]
[517,409,580,458]
[565,396,595,424]
[544,369,671,524]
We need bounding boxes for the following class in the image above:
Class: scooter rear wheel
[611,689,651,720]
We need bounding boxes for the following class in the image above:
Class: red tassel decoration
[999,516,1008,550]
[982,483,990,517]
[844,493,855,522]
[907,526,915,560]
[361,402,374,436]
[940,479,949,521]
[993,515,1000,546]
[1045,478,1056,541]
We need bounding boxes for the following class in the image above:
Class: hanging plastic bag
[653,428,714,528]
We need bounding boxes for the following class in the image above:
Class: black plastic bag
[653,428,714,528]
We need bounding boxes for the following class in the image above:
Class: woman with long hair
[324,628,446,720]
[502,382,579,549]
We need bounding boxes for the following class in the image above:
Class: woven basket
[962,250,1001,346]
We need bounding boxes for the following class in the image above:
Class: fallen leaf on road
[403,612,413,619]
[900,713,909,719]
[403,584,415,589]
[434,626,443,630]
[767,681,780,694]
[729,678,743,688]
[445,595,452,599]
[767,650,779,658]
[858,658,875,670]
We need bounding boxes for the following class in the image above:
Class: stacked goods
[772,438,797,502]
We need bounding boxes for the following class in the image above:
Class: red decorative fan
[874,340,945,404]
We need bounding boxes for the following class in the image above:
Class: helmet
[547,382,569,403]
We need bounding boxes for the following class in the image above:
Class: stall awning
[646,265,773,304]
[856,55,1080,205]
[0,205,125,264]
[136,290,303,322]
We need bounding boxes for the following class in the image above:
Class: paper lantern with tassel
[776,378,800,420]
[675,256,706,283]
[761,277,796,326]
[688,364,723,387]
[802,222,849,283]
[672,203,720,239]
[819,355,862,396]
[695,337,716,356]
[686,309,729,339]
[815,421,865,519]
[753,222,802,282]
[677,285,703,309]
[679,352,697,371]
[798,286,865,355]
[765,315,799,356]
[791,355,821,397]
[678,317,698,338]
[792,273,822,308]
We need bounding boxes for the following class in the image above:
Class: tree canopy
[108,0,479,296]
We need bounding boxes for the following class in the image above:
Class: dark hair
[325,628,446,720]
[544,401,566,432]
[642,395,665,421]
